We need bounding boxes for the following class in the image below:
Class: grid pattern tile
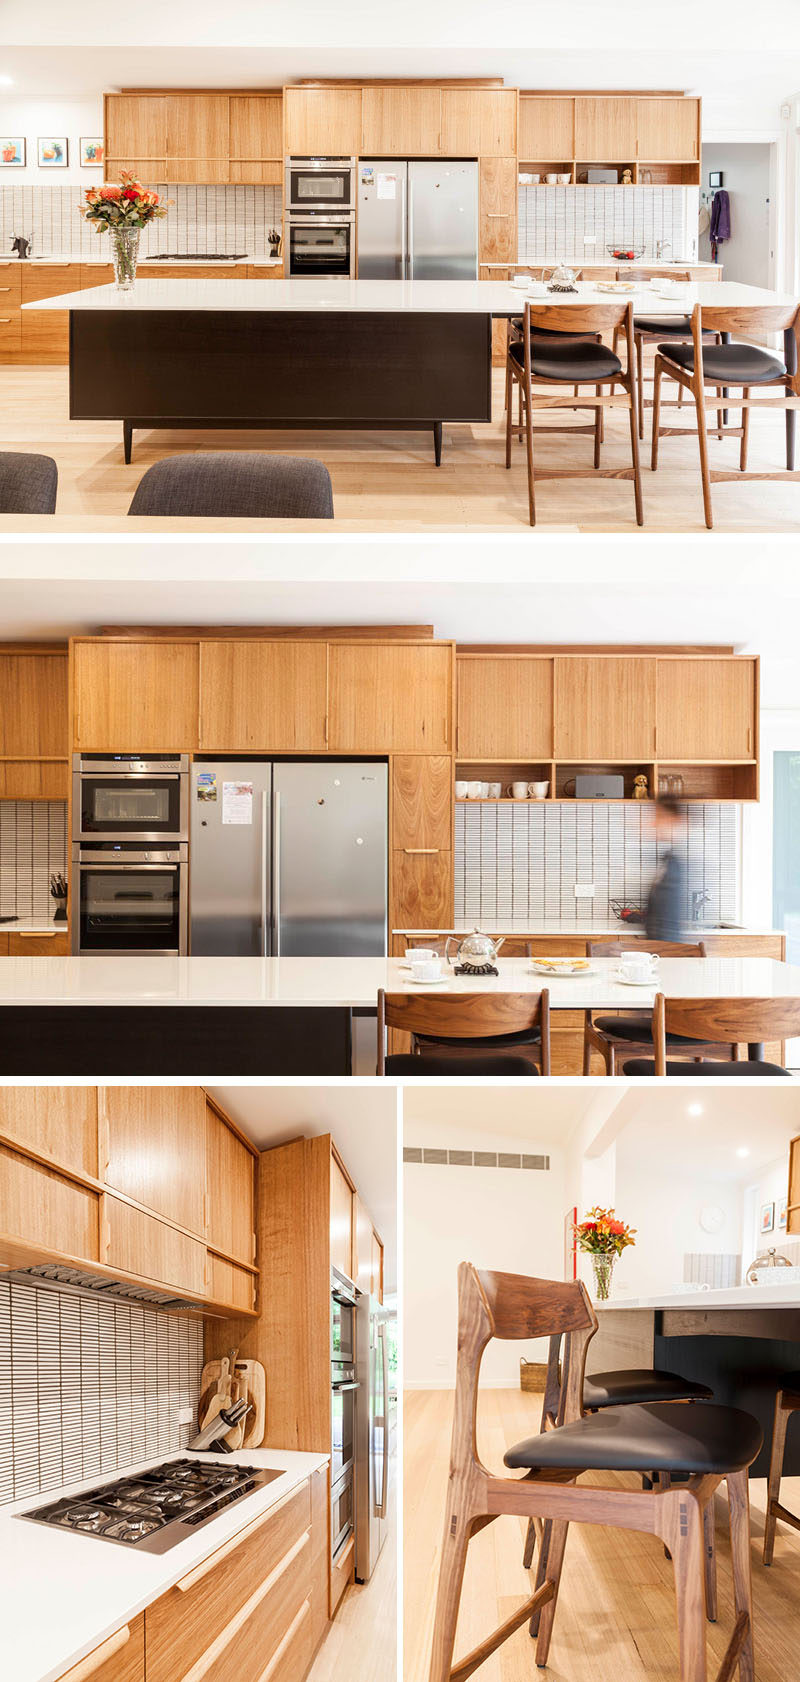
[0,183,281,260]
[517,184,698,265]
[683,1253,742,1289]
[454,802,738,926]
[0,801,68,918]
[0,1279,203,1504]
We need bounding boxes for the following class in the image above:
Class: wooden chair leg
[658,1488,708,1682]
[428,1511,473,1682]
[533,1518,570,1667]
[728,1469,755,1682]
[627,384,644,527]
[636,335,645,439]
[582,1023,593,1077]
[651,358,664,470]
[716,390,724,441]
[518,379,524,439]
[524,374,536,527]
[528,1513,553,1636]
[505,364,514,469]
[740,388,751,471]
[594,389,602,469]
[693,377,714,530]
[763,1388,790,1565]
[522,1515,538,1571]
[702,1494,717,1623]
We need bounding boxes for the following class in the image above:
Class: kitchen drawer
[330,1532,355,1617]
[56,1615,144,1682]
[0,1143,98,1259]
[8,930,69,955]
[249,262,284,277]
[0,265,23,303]
[146,1481,312,1682]
[104,1198,206,1295]
[309,1465,329,1653]
[208,1252,257,1313]
[260,1600,314,1682]
[0,309,21,354]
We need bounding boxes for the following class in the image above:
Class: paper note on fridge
[377,174,397,200]
[222,781,254,824]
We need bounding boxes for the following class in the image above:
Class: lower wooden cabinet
[7,930,69,955]
[309,1466,330,1654]
[330,1533,355,1617]
[57,1616,145,1682]
[391,848,453,929]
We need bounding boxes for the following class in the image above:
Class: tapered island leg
[434,421,443,466]
[123,420,133,465]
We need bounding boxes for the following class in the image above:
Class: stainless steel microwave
[285,157,356,213]
[73,755,189,843]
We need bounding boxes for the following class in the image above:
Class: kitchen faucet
[655,239,672,262]
[691,889,712,922]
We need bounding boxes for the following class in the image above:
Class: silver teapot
[445,927,505,971]
[745,1247,792,1285]
[542,263,579,289]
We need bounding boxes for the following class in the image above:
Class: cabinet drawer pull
[61,1626,131,1681]
[0,287,12,292]
[486,213,511,219]
[0,318,12,324]
[256,1601,311,1682]
[403,848,439,854]
[174,1535,310,1680]
[17,929,58,938]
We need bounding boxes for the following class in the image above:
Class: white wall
[404,1126,567,1388]
[699,143,773,286]
[613,1144,744,1299]
[0,98,103,183]
[742,1154,791,1262]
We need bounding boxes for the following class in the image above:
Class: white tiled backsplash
[0,1278,204,1503]
[0,801,68,918]
[0,183,281,260]
[454,803,738,926]
[684,1253,742,1289]
[517,184,699,266]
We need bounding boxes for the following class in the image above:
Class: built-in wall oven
[71,844,189,955]
[331,1266,359,1563]
[285,158,356,214]
[73,755,189,842]
[285,156,356,277]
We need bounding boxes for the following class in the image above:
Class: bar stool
[429,1265,761,1682]
[763,1371,800,1563]
[582,939,738,1074]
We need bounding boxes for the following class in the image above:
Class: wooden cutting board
[199,1358,266,1448]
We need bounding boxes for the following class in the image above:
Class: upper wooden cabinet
[458,655,554,759]
[440,89,517,157]
[165,94,229,180]
[0,648,67,758]
[655,659,757,761]
[637,97,700,161]
[371,1230,384,1303]
[205,1098,256,1266]
[105,1198,207,1295]
[199,640,328,751]
[392,755,452,851]
[99,1087,207,1238]
[574,97,637,159]
[361,85,442,155]
[330,1153,354,1279]
[72,640,199,752]
[518,96,575,161]
[284,86,362,155]
[0,1087,98,1178]
[229,95,283,183]
[353,1194,374,1297]
[105,94,167,174]
[555,657,656,759]
[329,642,452,753]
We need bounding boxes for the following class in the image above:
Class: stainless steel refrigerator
[358,159,478,280]
[355,1292,392,1582]
[190,760,388,957]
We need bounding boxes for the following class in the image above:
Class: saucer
[614,970,659,987]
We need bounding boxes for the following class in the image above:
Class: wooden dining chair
[622,995,800,1075]
[610,271,724,439]
[582,939,737,1074]
[506,299,643,526]
[428,1264,761,1682]
[376,989,550,1075]
[651,301,800,527]
[763,1372,800,1564]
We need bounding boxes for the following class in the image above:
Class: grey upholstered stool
[0,452,58,514]
[128,453,334,518]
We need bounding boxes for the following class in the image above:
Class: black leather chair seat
[658,342,786,384]
[623,1058,790,1077]
[415,1027,540,1051]
[504,1400,762,1476]
[583,1368,713,1410]
[509,339,622,383]
[633,315,692,336]
[383,1053,539,1077]
[511,320,597,345]
[592,1012,704,1047]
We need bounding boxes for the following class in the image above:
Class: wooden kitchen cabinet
[309,1465,330,1653]
[0,261,21,357]
[518,96,575,162]
[361,85,442,155]
[0,647,67,758]
[479,157,517,266]
[637,97,700,161]
[392,756,452,851]
[8,931,69,955]
[656,658,758,761]
[99,1087,207,1237]
[229,95,283,183]
[199,640,328,751]
[574,96,637,160]
[105,95,167,176]
[0,1144,99,1262]
[104,1198,207,1295]
[330,1153,354,1279]
[353,1195,374,1297]
[205,1096,257,1266]
[328,642,452,753]
[0,1086,98,1177]
[371,1229,384,1302]
[555,656,656,760]
[457,654,554,759]
[56,1615,145,1682]
[440,89,517,157]
[72,639,199,752]
[165,94,230,182]
[284,86,362,156]
[207,1254,256,1314]
[0,761,68,799]
[392,848,453,929]
[20,264,76,361]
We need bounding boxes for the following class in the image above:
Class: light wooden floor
[310,1461,397,1682]
[3,365,799,531]
[404,1388,800,1682]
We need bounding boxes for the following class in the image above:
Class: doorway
[699,141,776,287]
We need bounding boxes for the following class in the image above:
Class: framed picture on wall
[760,1200,776,1235]
[0,138,26,167]
[564,1207,578,1281]
[778,1197,788,1231]
[80,138,104,167]
[38,137,68,168]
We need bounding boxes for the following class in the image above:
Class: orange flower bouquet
[79,172,170,290]
[574,1206,636,1300]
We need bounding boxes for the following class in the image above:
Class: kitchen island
[24,276,798,466]
[0,952,797,1075]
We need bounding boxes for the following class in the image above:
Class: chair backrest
[586,939,707,958]
[128,452,334,518]
[377,989,549,1072]
[523,298,632,337]
[623,268,692,282]
[0,451,58,514]
[653,993,800,1070]
[689,301,800,394]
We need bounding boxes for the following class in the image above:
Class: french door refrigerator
[189,760,388,957]
[357,159,478,280]
[355,1293,392,1582]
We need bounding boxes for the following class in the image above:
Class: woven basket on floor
[520,1359,548,1393]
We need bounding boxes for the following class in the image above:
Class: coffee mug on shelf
[455,781,468,799]
[467,781,484,799]
[528,781,550,799]
[619,952,659,983]
[508,781,529,800]
[487,782,503,798]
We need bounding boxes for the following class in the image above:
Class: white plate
[613,970,659,987]
[406,975,448,985]
[529,962,597,978]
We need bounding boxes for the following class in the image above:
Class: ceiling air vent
[404,1148,550,1171]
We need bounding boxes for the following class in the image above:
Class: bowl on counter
[606,245,646,262]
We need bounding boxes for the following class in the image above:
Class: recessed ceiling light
[687,1102,703,1116]
[0,77,14,87]
[736,1146,750,1158]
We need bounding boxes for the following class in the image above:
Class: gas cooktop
[19,1458,282,1553]
[150,252,247,261]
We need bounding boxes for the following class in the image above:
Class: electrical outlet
[178,1407,194,1425]
[574,883,595,898]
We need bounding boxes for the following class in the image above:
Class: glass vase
[591,1253,616,1301]
[110,226,140,292]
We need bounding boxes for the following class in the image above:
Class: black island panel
[0,1006,353,1075]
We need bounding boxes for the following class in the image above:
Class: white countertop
[0,953,797,1011]
[394,921,777,938]
[0,915,65,934]
[23,277,796,316]
[15,254,280,268]
[0,1446,328,1682]
[599,1282,800,1312]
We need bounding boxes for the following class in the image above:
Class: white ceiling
[403,1084,598,1147]
[206,1083,398,1290]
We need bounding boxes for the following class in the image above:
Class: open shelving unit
[455,759,759,804]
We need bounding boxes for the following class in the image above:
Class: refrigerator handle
[272,790,281,956]
[260,790,269,956]
[377,1322,389,1519]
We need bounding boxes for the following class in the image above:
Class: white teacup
[512,273,531,288]
[466,781,484,799]
[528,780,550,799]
[508,781,529,800]
[487,781,502,798]
[411,956,442,982]
[545,173,559,184]
[527,281,549,297]
[406,947,436,963]
[455,780,468,799]
[620,952,659,983]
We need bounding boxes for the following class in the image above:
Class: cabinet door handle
[60,1626,131,1681]
[17,929,57,938]
[0,318,12,324]
[487,212,510,219]
[747,726,752,754]
[403,848,439,854]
